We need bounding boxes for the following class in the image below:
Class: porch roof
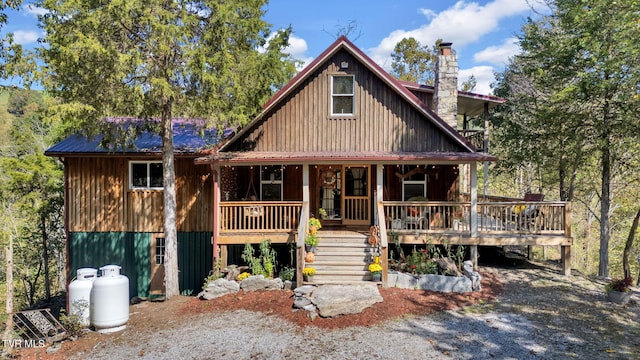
[194,150,498,165]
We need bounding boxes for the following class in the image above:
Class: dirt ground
[14,272,500,359]
[12,256,640,359]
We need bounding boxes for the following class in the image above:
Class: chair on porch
[512,193,545,230]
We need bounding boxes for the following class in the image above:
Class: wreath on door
[321,169,337,189]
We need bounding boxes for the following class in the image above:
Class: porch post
[470,162,478,268]
[211,164,221,270]
[297,164,310,287]
[376,163,388,287]
[483,102,490,196]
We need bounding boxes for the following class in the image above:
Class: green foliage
[241,240,277,278]
[0,87,64,309]
[59,309,85,338]
[305,217,322,247]
[390,37,436,85]
[278,267,295,281]
[491,0,640,277]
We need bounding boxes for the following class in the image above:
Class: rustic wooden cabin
[47,36,573,296]
[45,120,220,298]
[194,36,573,286]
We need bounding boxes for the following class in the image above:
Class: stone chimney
[434,42,458,129]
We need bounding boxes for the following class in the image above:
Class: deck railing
[383,201,471,232]
[220,201,303,232]
[478,201,567,234]
[383,200,569,236]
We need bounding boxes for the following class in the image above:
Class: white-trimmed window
[402,165,427,201]
[260,165,283,201]
[331,75,354,115]
[154,236,166,265]
[130,161,163,189]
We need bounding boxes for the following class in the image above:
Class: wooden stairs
[305,230,378,284]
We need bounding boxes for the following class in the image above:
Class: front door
[342,166,370,225]
[150,234,166,297]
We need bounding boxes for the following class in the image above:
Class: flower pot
[607,290,631,305]
[305,245,317,253]
[371,272,381,282]
[303,275,314,283]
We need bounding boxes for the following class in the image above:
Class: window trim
[129,160,164,190]
[401,165,427,201]
[260,165,283,201]
[330,75,355,116]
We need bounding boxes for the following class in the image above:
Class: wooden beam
[395,233,572,246]
[217,234,295,245]
[561,245,571,276]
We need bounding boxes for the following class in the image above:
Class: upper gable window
[331,75,354,115]
[130,161,163,190]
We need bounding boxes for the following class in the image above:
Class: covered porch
[195,155,573,287]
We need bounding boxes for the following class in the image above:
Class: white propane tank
[90,264,130,333]
[68,268,97,326]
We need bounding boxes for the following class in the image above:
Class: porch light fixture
[340,61,349,69]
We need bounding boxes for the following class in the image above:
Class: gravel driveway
[64,261,640,360]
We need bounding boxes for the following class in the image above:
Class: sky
[3,0,548,95]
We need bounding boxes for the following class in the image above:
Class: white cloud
[12,30,39,44]
[418,8,436,19]
[473,37,520,65]
[285,34,314,69]
[368,0,532,68]
[22,5,48,17]
[460,66,496,94]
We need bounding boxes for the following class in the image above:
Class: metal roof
[45,120,225,157]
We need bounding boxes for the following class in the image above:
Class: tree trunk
[598,110,611,277]
[161,102,179,298]
[623,206,640,279]
[41,212,51,301]
[4,235,14,354]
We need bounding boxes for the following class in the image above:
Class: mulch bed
[178,271,501,329]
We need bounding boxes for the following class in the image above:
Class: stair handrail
[376,201,388,249]
[297,202,309,248]
[296,203,309,287]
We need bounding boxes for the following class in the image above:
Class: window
[402,165,427,201]
[331,75,354,115]
[130,161,163,189]
[155,237,165,265]
[260,165,283,201]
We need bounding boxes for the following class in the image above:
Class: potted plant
[305,217,322,252]
[605,277,633,304]
[368,263,383,282]
[303,267,316,282]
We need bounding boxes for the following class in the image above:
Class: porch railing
[220,201,303,232]
[478,202,567,234]
[383,201,471,232]
[383,200,569,236]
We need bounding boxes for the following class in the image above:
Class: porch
[215,197,572,286]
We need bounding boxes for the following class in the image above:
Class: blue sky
[3,0,547,95]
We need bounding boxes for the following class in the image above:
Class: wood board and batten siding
[227,49,464,154]
[66,157,213,233]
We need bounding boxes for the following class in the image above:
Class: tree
[390,37,436,85]
[38,0,297,297]
[492,0,640,277]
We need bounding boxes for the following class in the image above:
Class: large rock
[311,284,383,318]
[198,278,240,300]
[240,275,283,292]
[388,272,473,292]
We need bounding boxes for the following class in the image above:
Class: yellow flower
[237,272,251,281]
[368,263,383,273]
[303,267,316,276]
